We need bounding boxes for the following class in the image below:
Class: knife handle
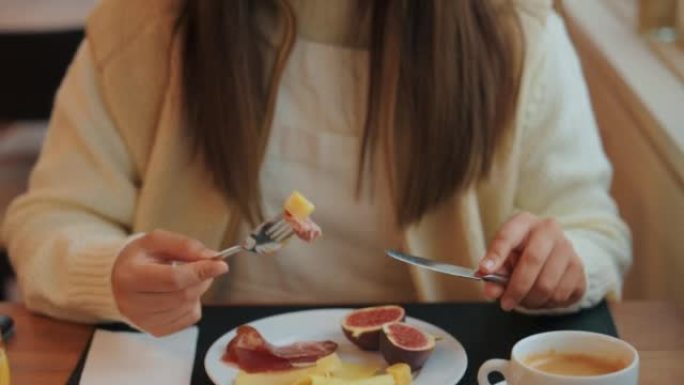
[481,274,509,285]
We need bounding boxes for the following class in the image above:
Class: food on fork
[224,325,338,372]
[283,191,321,242]
[341,305,406,350]
[284,191,315,219]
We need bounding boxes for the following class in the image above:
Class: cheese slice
[235,354,341,385]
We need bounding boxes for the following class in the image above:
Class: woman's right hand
[112,230,228,336]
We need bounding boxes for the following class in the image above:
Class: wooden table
[1,301,682,384]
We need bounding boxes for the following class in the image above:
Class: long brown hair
[182,0,522,227]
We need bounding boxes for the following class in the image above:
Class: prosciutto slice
[284,211,322,243]
[223,325,338,373]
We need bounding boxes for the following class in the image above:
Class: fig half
[379,322,435,371]
[341,305,406,351]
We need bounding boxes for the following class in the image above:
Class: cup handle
[477,358,510,385]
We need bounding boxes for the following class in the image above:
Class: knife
[385,249,509,285]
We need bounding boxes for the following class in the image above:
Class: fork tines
[266,218,295,242]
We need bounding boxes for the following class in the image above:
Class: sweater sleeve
[1,41,138,323]
[514,13,632,312]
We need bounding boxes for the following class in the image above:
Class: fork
[213,214,295,259]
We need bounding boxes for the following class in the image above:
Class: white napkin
[79,327,199,385]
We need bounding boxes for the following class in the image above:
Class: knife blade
[385,249,509,285]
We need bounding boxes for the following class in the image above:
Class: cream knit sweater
[2,0,631,323]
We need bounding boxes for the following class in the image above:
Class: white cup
[477,331,639,385]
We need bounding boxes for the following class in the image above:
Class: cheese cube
[284,191,315,219]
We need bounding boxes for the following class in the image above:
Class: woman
[2,0,631,337]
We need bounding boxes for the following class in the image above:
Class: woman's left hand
[478,212,586,311]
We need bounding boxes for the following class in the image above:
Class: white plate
[204,308,467,385]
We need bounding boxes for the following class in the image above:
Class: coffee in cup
[478,331,638,385]
[524,351,629,376]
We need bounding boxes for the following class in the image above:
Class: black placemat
[68,302,617,385]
